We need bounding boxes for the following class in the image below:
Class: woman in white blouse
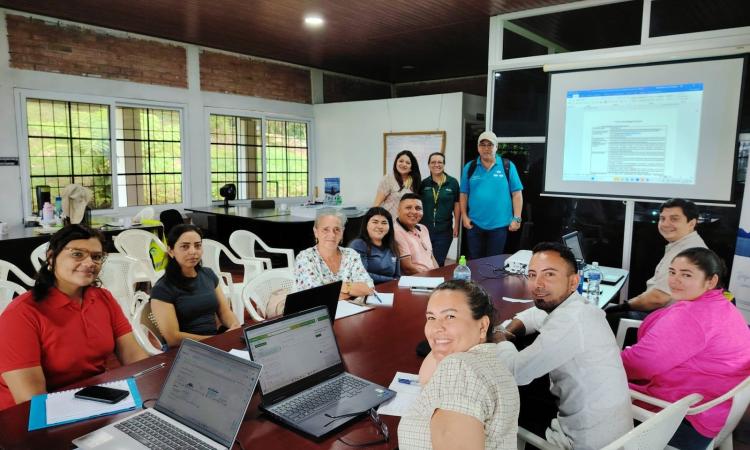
[294,209,373,299]
[373,150,422,218]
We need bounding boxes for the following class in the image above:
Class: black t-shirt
[150,266,220,336]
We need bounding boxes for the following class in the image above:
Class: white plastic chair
[113,229,167,285]
[98,254,142,318]
[0,259,35,287]
[516,394,703,450]
[616,318,643,348]
[30,241,49,273]
[133,206,155,222]
[240,268,295,322]
[0,279,27,314]
[201,239,264,323]
[229,230,295,272]
[131,298,165,355]
[631,375,750,450]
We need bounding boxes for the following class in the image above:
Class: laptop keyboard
[114,412,215,450]
[273,375,369,421]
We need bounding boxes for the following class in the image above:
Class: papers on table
[365,292,394,307]
[397,276,444,289]
[378,372,421,417]
[229,349,251,360]
[335,301,373,319]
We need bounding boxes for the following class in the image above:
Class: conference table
[0,255,538,449]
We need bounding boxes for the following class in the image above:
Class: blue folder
[28,378,142,431]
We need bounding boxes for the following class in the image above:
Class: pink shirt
[621,289,750,437]
[394,221,437,273]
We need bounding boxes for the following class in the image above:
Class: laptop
[243,306,395,438]
[73,339,262,450]
[283,280,342,319]
[561,231,623,285]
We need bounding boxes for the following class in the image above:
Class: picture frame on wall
[383,131,446,178]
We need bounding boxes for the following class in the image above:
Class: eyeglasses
[478,142,495,148]
[63,247,107,265]
[336,408,389,447]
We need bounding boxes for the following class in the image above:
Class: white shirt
[497,292,633,450]
[646,230,706,294]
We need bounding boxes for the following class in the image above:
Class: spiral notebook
[28,378,142,431]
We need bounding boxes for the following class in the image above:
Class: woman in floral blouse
[294,209,373,299]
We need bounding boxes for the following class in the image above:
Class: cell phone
[74,385,130,404]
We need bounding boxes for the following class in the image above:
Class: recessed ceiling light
[304,15,324,27]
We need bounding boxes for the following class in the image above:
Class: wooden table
[0,255,533,450]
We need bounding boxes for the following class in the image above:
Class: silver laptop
[243,306,395,438]
[73,339,262,450]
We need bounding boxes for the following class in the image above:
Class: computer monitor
[561,231,585,262]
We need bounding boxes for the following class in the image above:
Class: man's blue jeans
[465,225,508,259]
[430,229,453,266]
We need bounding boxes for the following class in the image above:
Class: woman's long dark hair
[33,224,105,301]
[357,207,398,257]
[164,224,204,292]
[392,150,421,194]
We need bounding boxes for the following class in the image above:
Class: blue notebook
[28,378,142,431]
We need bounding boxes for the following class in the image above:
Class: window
[26,99,112,211]
[116,107,182,207]
[209,115,309,200]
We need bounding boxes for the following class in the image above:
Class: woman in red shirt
[0,225,147,410]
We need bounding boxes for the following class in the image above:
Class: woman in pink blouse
[621,247,750,450]
[373,150,422,218]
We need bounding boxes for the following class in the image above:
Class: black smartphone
[74,385,130,404]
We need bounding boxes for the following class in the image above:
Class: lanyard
[431,175,445,227]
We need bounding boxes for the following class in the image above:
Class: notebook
[72,339,262,450]
[243,306,395,438]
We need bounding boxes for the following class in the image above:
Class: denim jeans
[465,225,508,259]
[430,229,453,266]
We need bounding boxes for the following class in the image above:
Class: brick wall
[322,74,391,103]
[200,51,311,104]
[395,76,487,98]
[6,14,187,88]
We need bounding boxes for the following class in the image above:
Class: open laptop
[73,339,262,450]
[283,280,342,319]
[561,231,623,284]
[243,306,395,438]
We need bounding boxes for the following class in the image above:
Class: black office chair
[159,209,184,235]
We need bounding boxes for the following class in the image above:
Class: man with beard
[394,193,438,275]
[494,242,632,449]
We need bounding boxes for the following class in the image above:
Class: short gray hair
[314,208,347,229]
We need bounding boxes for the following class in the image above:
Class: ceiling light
[401,65,415,70]
[304,15,324,27]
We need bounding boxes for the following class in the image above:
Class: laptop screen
[155,340,261,448]
[562,231,585,262]
[244,307,341,395]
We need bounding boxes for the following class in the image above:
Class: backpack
[467,157,512,192]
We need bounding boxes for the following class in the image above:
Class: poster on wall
[729,134,750,322]
[324,177,341,205]
[383,131,446,179]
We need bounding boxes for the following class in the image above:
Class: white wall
[313,93,474,207]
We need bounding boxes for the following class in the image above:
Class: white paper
[397,276,444,289]
[229,349,251,360]
[377,372,422,417]
[502,296,534,303]
[46,379,136,425]
[335,301,373,319]
[365,292,394,307]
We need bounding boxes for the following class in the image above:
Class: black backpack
[466,157,512,192]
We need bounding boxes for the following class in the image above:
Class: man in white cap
[459,130,523,259]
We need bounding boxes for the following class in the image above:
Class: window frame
[16,89,188,217]
[204,107,313,205]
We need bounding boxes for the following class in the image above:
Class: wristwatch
[512,216,522,224]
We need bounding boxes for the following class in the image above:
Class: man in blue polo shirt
[460,130,523,259]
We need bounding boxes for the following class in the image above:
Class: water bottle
[54,196,63,218]
[586,261,602,305]
[453,255,471,281]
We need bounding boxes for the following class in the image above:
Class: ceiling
[0,0,576,83]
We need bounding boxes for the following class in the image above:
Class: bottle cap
[459,255,466,265]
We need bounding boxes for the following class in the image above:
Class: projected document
[562,84,703,185]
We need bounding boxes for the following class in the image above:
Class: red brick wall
[395,76,487,98]
[6,14,187,88]
[200,51,311,104]
[323,74,391,103]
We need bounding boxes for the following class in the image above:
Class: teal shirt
[419,174,460,234]
[460,156,523,229]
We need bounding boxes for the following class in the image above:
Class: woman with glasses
[0,225,148,410]
[419,152,460,266]
[294,209,373,299]
[349,207,400,284]
[399,280,519,450]
[374,150,422,218]
[151,224,240,348]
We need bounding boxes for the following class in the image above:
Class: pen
[132,362,166,378]
[371,290,383,303]
[398,378,420,386]
[410,287,432,293]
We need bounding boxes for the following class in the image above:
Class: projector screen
[544,57,745,202]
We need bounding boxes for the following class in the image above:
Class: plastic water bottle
[54,196,63,218]
[586,261,602,305]
[453,255,471,281]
